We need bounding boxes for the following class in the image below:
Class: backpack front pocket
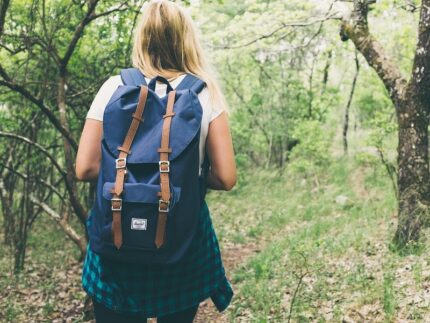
[101,182,181,251]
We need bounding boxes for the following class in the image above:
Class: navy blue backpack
[88,67,208,264]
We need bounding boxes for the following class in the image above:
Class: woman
[75,0,236,322]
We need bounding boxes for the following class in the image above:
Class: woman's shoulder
[86,75,123,121]
[197,86,226,123]
[103,74,123,87]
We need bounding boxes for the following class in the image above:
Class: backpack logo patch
[131,218,147,230]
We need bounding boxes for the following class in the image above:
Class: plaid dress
[81,200,233,318]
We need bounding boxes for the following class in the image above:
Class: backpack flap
[120,68,147,86]
[176,74,206,94]
[102,87,203,164]
[102,182,181,205]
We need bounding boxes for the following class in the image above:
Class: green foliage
[288,120,332,175]
[355,75,393,128]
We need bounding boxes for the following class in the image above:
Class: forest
[1,0,430,321]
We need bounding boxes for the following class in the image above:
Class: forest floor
[2,144,430,322]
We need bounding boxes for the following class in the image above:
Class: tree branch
[215,11,341,50]
[1,32,61,64]
[0,131,66,176]
[89,1,130,20]
[59,0,100,70]
[340,0,407,107]
[376,146,399,200]
[29,195,86,256]
[0,131,88,223]
[0,65,78,150]
[0,162,63,199]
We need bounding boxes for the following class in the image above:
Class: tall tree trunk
[57,72,87,225]
[343,52,360,154]
[340,0,430,248]
[395,96,430,243]
[321,50,332,94]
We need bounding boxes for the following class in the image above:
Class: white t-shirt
[86,74,225,173]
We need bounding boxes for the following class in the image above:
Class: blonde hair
[132,0,228,112]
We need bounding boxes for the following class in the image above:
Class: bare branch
[30,195,87,256]
[214,11,341,50]
[387,0,421,12]
[0,42,27,55]
[60,0,100,70]
[0,130,88,224]
[376,146,399,200]
[89,1,130,20]
[0,162,63,199]
[0,131,67,176]
[287,251,311,323]
[1,32,61,64]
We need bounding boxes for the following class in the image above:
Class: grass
[204,149,430,322]
[383,270,396,319]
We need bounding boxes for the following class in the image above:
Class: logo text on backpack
[131,218,147,230]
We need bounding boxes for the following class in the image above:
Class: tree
[340,0,430,248]
[0,0,141,271]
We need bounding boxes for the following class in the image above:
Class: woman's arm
[205,112,237,191]
[75,119,103,181]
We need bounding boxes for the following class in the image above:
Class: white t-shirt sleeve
[197,86,226,123]
[86,75,123,121]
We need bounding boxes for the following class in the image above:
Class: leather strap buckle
[158,199,170,213]
[159,160,170,173]
[111,198,122,211]
[115,157,127,169]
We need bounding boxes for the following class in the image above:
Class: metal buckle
[158,199,170,213]
[111,198,122,211]
[115,157,127,169]
[159,160,170,173]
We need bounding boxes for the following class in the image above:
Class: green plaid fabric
[81,200,233,318]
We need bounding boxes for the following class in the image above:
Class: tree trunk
[57,72,88,226]
[340,0,430,248]
[343,52,360,154]
[394,96,430,244]
[394,0,430,246]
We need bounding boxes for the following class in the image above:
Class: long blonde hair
[132,0,228,112]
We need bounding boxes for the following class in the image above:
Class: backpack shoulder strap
[176,73,206,94]
[120,68,147,86]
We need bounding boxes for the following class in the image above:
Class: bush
[288,120,332,176]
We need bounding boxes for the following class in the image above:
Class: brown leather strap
[111,86,149,249]
[117,146,131,154]
[132,113,144,122]
[157,147,172,153]
[155,90,176,248]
